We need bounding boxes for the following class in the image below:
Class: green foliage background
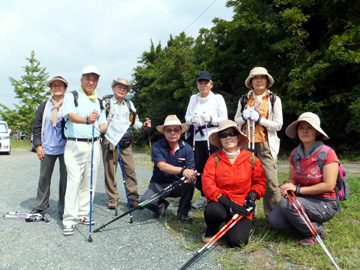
[132,0,360,155]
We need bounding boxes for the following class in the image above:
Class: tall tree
[0,51,49,137]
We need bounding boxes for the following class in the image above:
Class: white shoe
[79,217,95,225]
[63,225,75,236]
[192,197,207,209]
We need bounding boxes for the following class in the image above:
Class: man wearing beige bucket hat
[234,67,282,220]
[140,115,198,223]
[268,112,340,246]
[201,120,266,246]
[31,76,69,220]
[102,77,151,210]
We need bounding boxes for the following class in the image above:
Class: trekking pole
[192,114,197,153]
[88,124,95,242]
[94,172,198,233]
[288,191,341,270]
[112,145,118,216]
[146,118,152,161]
[3,213,49,222]
[251,108,255,152]
[117,144,134,224]
[179,209,252,270]
[204,112,210,157]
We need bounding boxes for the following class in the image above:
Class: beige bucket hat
[285,112,329,140]
[112,77,132,90]
[156,115,189,134]
[245,67,274,89]
[46,76,68,88]
[209,120,249,148]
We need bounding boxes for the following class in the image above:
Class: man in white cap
[140,115,197,223]
[102,77,151,209]
[62,65,108,236]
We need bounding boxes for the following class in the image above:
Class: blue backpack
[292,145,350,213]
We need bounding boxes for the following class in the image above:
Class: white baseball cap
[82,65,100,77]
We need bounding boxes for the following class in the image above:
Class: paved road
[0,150,221,270]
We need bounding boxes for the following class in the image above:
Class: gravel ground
[0,150,222,270]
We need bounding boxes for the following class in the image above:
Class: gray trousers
[34,154,67,218]
[267,196,337,236]
[140,181,195,215]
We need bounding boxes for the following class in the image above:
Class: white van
[0,121,11,155]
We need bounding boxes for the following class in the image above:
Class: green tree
[0,51,49,138]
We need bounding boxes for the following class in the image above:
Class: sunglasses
[219,131,239,139]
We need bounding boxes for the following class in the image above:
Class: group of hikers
[30,65,341,249]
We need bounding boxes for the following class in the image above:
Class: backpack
[239,91,276,113]
[292,145,350,213]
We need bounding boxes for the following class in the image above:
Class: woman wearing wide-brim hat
[234,67,283,221]
[31,76,69,220]
[268,112,340,246]
[201,120,266,247]
[184,71,228,209]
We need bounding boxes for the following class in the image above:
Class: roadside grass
[10,138,31,150]
[164,172,360,270]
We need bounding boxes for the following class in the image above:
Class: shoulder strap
[315,145,331,171]
[125,100,137,126]
[71,90,78,107]
[291,147,301,175]
[98,98,104,110]
[240,94,248,113]
[214,153,220,166]
[269,92,276,112]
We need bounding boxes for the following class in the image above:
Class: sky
[0,0,234,110]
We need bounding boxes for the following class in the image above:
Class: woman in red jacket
[202,120,266,247]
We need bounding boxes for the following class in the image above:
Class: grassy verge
[10,139,32,150]
[163,173,360,269]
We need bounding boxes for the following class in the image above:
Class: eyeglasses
[52,84,65,88]
[165,128,181,133]
[219,131,239,139]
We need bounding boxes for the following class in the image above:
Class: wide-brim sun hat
[209,120,249,148]
[112,77,132,90]
[285,112,329,140]
[46,76,68,88]
[245,67,274,89]
[156,115,189,134]
[82,65,100,77]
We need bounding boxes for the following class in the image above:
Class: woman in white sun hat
[234,67,282,221]
[201,120,266,247]
[268,112,340,246]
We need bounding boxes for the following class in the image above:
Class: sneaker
[177,213,193,223]
[300,232,326,246]
[80,217,95,225]
[201,233,214,243]
[154,200,169,218]
[192,197,207,209]
[63,225,75,236]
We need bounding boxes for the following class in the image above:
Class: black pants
[204,201,252,247]
[140,181,195,215]
[194,141,218,196]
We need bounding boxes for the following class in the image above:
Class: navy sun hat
[196,71,212,81]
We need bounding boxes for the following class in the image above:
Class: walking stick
[179,209,252,270]
[112,145,118,216]
[94,173,198,233]
[88,124,95,242]
[286,191,341,270]
[204,112,210,157]
[146,118,152,161]
[117,144,133,224]
[192,114,197,153]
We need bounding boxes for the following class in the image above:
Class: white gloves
[201,113,211,123]
[191,115,199,125]
[250,109,260,122]
[242,108,251,120]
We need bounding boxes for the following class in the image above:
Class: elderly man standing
[102,77,151,210]
[62,65,108,236]
[140,115,197,223]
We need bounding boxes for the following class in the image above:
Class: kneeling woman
[201,120,266,247]
[268,112,339,246]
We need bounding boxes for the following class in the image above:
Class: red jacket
[202,149,266,208]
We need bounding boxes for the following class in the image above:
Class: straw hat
[112,77,132,90]
[285,112,329,140]
[209,120,248,148]
[156,115,189,134]
[245,67,274,89]
[46,76,68,87]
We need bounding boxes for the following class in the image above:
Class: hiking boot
[154,200,169,219]
[192,197,207,209]
[108,201,117,210]
[201,233,214,243]
[300,232,326,246]
[177,212,193,223]
[79,217,95,225]
[63,225,75,236]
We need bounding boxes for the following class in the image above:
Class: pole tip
[88,234,93,242]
